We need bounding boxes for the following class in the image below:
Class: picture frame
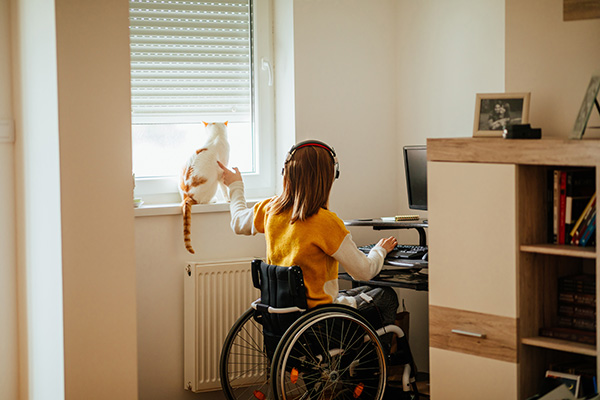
[570,74,600,139]
[473,92,531,138]
[545,370,581,397]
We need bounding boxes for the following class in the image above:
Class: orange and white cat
[180,121,230,254]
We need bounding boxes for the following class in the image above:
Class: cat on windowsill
[179,121,230,254]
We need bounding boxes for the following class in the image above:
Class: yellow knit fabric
[253,198,349,308]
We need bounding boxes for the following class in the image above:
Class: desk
[344,218,428,246]
[342,218,429,291]
[339,271,428,291]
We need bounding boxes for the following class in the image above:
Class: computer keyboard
[359,243,428,260]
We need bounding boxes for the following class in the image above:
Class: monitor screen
[403,145,427,211]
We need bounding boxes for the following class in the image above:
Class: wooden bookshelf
[521,336,596,357]
[427,138,600,166]
[428,138,599,399]
[520,244,597,259]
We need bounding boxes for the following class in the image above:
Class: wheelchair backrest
[251,259,308,309]
[251,259,308,356]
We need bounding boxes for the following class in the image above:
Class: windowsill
[133,200,258,217]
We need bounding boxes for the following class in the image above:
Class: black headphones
[283,140,340,179]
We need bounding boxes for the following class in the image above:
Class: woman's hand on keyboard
[376,236,398,254]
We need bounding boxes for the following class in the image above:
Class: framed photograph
[545,370,581,397]
[570,75,600,139]
[473,92,531,137]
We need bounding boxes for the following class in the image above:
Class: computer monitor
[403,145,428,211]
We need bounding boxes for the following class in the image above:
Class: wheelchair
[220,259,420,400]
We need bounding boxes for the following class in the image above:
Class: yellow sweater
[227,181,387,309]
[253,198,349,308]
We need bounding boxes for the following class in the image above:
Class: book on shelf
[545,370,581,397]
[559,274,596,295]
[549,168,595,245]
[546,274,597,345]
[570,193,596,246]
[558,304,596,319]
[547,169,556,243]
[566,196,592,239]
[559,170,567,244]
[570,193,596,237]
[558,274,596,307]
[577,210,596,247]
[552,170,561,243]
[547,362,597,398]
[558,292,596,306]
[539,326,596,345]
[577,210,596,246]
[557,316,596,331]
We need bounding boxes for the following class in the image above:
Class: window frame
[131,0,275,206]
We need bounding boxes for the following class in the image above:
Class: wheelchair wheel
[271,305,387,400]
[220,307,271,400]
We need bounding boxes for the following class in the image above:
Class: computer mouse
[421,252,428,261]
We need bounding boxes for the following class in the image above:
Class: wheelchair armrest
[251,298,306,314]
[375,324,405,339]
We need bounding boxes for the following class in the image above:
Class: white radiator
[183,259,260,393]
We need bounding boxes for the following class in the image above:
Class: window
[129,0,274,205]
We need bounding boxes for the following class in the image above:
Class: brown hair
[269,145,336,223]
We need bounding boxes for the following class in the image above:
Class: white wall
[135,212,265,400]
[11,0,65,397]
[506,0,600,139]
[292,0,400,226]
[396,0,505,145]
[0,0,17,398]
[396,0,505,373]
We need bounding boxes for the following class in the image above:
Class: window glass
[129,0,273,204]
[132,122,253,178]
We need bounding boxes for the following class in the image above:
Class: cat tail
[182,196,196,254]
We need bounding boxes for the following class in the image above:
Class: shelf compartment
[521,244,597,259]
[522,336,596,357]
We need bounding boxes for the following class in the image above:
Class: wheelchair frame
[220,260,419,400]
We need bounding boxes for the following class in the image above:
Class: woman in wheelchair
[218,141,419,400]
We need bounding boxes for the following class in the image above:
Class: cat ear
[203,121,208,127]
[224,121,228,126]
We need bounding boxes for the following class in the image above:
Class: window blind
[129,0,252,122]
